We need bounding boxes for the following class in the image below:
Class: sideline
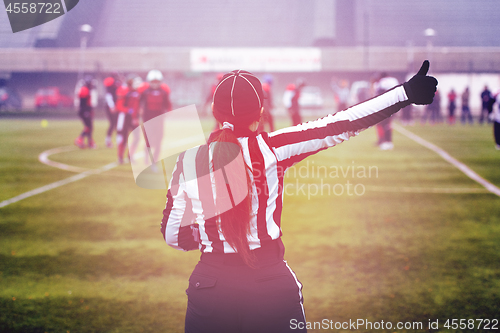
[0,148,118,208]
[393,124,500,197]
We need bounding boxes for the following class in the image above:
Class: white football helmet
[146,69,163,82]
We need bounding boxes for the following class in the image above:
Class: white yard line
[0,147,118,208]
[393,123,500,197]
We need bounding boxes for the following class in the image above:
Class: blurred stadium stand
[1,0,498,49]
[1,0,499,111]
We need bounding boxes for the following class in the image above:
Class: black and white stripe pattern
[162,85,409,252]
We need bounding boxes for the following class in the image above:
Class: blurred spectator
[461,87,473,125]
[400,104,413,126]
[447,88,457,125]
[493,93,500,150]
[421,90,441,125]
[480,85,494,124]
[0,86,8,110]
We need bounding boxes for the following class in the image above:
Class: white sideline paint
[394,124,500,197]
[2,131,189,208]
[0,147,119,208]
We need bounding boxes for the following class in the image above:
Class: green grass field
[0,117,499,332]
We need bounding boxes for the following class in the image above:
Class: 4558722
[443,318,498,330]
[6,2,62,14]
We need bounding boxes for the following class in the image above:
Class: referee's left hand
[403,60,438,105]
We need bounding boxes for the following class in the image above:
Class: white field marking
[1,136,184,208]
[0,160,118,208]
[393,123,500,197]
[0,145,132,208]
[38,145,89,173]
[39,145,146,174]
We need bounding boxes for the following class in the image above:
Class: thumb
[417,60,430,76]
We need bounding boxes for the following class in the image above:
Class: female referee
[161,62,437,333]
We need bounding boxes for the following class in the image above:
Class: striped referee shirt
[161,85,410,253]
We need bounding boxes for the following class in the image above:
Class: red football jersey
[115,85,129,113]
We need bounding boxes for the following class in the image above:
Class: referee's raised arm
[268,61,437,168]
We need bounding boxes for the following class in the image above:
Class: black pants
[461,106,473,124]
[78,110,93,137]
[494,121,500,146]
[480,106,492,124]
[105,106,118,136]
[185,241,306,333]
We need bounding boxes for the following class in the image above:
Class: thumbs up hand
[403,60,438,105]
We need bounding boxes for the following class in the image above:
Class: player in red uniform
[257,74,275,132]
[204,73,224,116]
[74,76,96,149]
[103,74,121,148]
[140,70,171,122]
[115,74,143,164]
[204,73,225,132]
[287,79,305,126]
[140,70,172,167]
